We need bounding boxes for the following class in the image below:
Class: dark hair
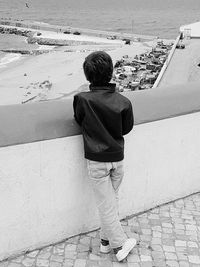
[83,51,113,86]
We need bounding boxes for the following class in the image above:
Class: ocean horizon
[0,0,200,39]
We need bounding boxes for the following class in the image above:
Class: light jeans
[87,160,127,248]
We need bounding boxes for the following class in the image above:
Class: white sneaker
[115,238,137,262]
[100,239,111,253]
[100,243,111,253]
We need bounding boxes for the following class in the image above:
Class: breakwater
[0,18,156,42]
[0,25,33,37]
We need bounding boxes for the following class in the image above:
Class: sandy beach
[0,25,160,105]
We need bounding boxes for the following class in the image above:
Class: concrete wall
[1,83,200,260]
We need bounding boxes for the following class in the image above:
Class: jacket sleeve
[73,94,85,126]
[122,101,134,135]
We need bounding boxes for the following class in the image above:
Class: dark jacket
[73,83,134,162]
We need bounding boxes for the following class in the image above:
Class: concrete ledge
[1,82,200,260]
[0,82,200,147]
[1,111,200,260]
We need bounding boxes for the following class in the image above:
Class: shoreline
[0,18,158,42]
[0,19,175,106]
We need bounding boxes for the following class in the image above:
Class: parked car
[107,35,117,40]
[176,43,185,49]
[64,30,71,34]
[122,38,131,45]
[73,31,81,35]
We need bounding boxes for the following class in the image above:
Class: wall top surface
[0,82,200,147]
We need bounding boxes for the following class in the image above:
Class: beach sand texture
[0,29,156,105]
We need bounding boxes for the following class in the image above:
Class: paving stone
[41,247,52,253]
[98,260,113,267]
[113,262,128,267]
[162,239,174,246]
[49,262,62,267]
[177,252,188,261]
[140,263,153,267]
[153,260,167,267]
[175,240,187,247]
[141,229,151,235]
[26,250,39,258]
[64,251,77,260]
[151,245,163,252]
[65,244,77,252]
[165,252,178,260]
[163,228,173,234]
[175,235,189,241]
[151,251,165,260]
[76,252,88,259]
[174,229,185,235]
[121,220,128,226]
[186,225,197,231]
[140,235,151,242]
[36,258,49,267]
[100,253,113,261]
[151,238,162,245]
[62,259,74,267]
[50,255,64,263]
[152,226,162,232]
[38,252,51,259]
[127,264,140,267]
[86,232,96,238]
[148,214,159,220]
[52,247,64,255]
[162,223,173,228]
[188,255,200,264]
[67,236,80,244]
[85,260,101,267]
[7,264,22,267]
[80,237,91,246]
[73,259,86,267]
[175,247,188,253]
[139,248,151,256]
[165,260,179,267]
[175,224,185,230]
[127,254,140,263]
[10,256,24,263]
[162,234,175,240]
[22,257,35,267]
[187,241,198,248]
[91,238,100,247]
[91,245,100,255]
[89,253,102,261]
[187,247,199,255]
[140,255,152,262]
[153,231,161,238]
[54,243,65,249]
[179,262,190,267]
[163,245,176,253]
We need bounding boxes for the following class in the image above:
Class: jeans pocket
[87,160,110,179]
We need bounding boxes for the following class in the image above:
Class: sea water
[0,0,200,39]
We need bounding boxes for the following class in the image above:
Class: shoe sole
[116,239,137,262]
[100,245,111,254]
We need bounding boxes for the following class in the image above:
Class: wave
[0,53,22,68]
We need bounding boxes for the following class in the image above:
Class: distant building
[180,21,200,39]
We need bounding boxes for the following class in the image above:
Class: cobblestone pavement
[1,193,200,267]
